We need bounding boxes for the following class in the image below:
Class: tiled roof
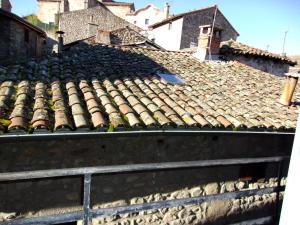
[0,9,46,37]
[0,45,299,135]
[110,27,162,49]
[220,40,296,65]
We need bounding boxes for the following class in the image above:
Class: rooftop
[0,44,299,135]
[220,40,296,66]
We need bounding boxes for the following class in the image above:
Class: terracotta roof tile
[0,44,299,134]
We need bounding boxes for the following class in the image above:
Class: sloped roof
[0,44,299,135]
[0,9,46,37]
[109,26,163,49]
[220,40,296,65]
[149,5,239,36]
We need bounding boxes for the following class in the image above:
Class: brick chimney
[279,73,299,106]
[96,30,111,45]
[163,2,170,19]
[0,0,12,12]
[194,25,222,61]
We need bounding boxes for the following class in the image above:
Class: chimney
[164,2,170,19]
[96,29,111,45]
[56,31,65,54]
[279,74,299,106]
[84,0,89,9]
[0,0,12,12]
[194,25,222,61]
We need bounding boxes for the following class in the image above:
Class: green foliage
[23,14,58,32]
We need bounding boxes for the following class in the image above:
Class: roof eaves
[0,9,47,37]
[149,5,217,29]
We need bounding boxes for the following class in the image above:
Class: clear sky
[11,0,300,55]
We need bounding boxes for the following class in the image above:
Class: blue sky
[11,0,300,55]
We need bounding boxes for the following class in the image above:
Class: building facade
[37,0,134,24]
[0,9,46,65]
[149,6,239,51]
[125,4,168,30]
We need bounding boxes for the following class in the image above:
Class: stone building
[37,0,134,24]
[0,0,11,12]
[220,40,297,76]
[59,5,140,44]
[102,1,135,19]
[148,5,239,51]
[126,3,169,30]
[0,38,299,224]
[0,9,46,65]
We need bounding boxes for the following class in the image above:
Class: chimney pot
[164,2,170,19]
[56,30,65,54]
[279,75,299,106]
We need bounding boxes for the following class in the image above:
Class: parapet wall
[0,132,293,223]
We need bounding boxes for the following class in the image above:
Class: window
[168,22,172,30]
[202,27,209,34]
[145,19,149,25]
[134,21,137,24]
[157,72,184,85]
[24,29,29,43]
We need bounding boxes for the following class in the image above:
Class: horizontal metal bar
[0,187,280,225]
[0,211,83,225]
[229,216,273,225]
[0,129,295,141]
[91,187,279,217]
[0,156,288,181]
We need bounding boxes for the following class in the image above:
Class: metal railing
[0,156,288,225]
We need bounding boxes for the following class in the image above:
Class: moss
[0,119,11,127]
[107,123,114,132]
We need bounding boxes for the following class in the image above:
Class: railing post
[275,160,283,223]
[83,174,92,225]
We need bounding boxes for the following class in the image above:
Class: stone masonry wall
[0,133,292,224]
[59,6,139,44]
[0,16,45,65]
[227,54,290,76]
[180,8,238,50]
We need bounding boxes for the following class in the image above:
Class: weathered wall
[126,5,165,30]
[151,18,183,51]
[0,14,10,62]
[59,6,139,44]
[0,16,45,65]
[180,8,238,50]
[0,132,293,223]
[37,1,60,24]
[227,54,289,76]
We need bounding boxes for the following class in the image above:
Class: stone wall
[180,8,239,50]
[37,1,60,24]
[226,54,289,76]
[0,132,293,223]
[0,15,45,65]
[59,6,139,44]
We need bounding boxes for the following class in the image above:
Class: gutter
[0,130,295,141]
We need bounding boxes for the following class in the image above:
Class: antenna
[208,5,218,60]
[282,30,288,57]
